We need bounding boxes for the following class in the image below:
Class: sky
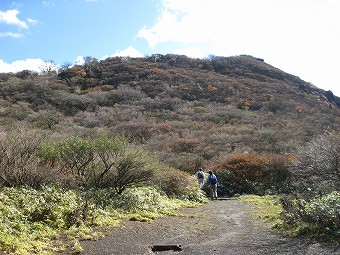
[0,0,339,96]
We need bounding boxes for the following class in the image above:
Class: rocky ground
[81,199,339,255]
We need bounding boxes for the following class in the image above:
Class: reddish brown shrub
[158,122,172,133]
[209,152,292,195]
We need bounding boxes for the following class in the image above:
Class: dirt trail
[81,199,339,255]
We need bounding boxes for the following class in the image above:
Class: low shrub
[38,135,155,193]
[0,125,51,189]
[153,166,206,202]
[281,191,340,242]
[114,121,156,144]
[171,137,201,153]
[0,185,202,254]
[108,187,189,214]
[210,153,292,196]
[0,186,95,254]
[27,109,63,129]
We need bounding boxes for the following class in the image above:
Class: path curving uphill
[81,199,339,255]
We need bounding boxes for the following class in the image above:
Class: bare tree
[40,60,59,75]
[291,133,340,194]
[61,61,72,70]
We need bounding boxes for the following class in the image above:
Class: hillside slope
[0,54,339,171]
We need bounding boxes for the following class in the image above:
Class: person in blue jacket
[208,170,218,200]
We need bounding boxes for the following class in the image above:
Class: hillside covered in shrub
[1,54,339,171]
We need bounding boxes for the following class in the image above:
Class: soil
[81,199,339,255]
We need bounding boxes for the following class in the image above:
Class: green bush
[38,134,158,193]
[281,191,340,241]
[304,192,340,231]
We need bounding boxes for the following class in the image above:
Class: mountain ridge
[58,54,339,107]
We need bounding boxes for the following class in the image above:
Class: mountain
[0,54,339,171]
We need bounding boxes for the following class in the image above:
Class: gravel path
[81,199,339,255]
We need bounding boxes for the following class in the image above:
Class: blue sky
[1,0,340,96]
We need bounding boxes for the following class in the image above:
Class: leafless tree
[291,133,340,194]
[61,61,72,70]
[40,60,59,75]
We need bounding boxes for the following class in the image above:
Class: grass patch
[238,195,284,229]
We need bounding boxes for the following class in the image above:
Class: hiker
[208,170,218,199]
[196,168,205,188]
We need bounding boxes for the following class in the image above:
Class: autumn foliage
[209,152,292,195]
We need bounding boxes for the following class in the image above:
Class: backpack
[209,175,217,185]
[197,172,204,179]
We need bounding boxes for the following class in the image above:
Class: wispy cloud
[0,32,24,38]
[42,1,55,7]
[27,18,38,24]
[0,9,28,28]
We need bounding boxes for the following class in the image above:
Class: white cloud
[137,0,340,96]
[0,32,24,38]
[0,59,46,73]
[0,9,28,28]
[111,46,144,58]
[137,10,185,48]
[138,0,340,54]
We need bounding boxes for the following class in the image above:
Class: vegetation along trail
[81,199,339,255]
